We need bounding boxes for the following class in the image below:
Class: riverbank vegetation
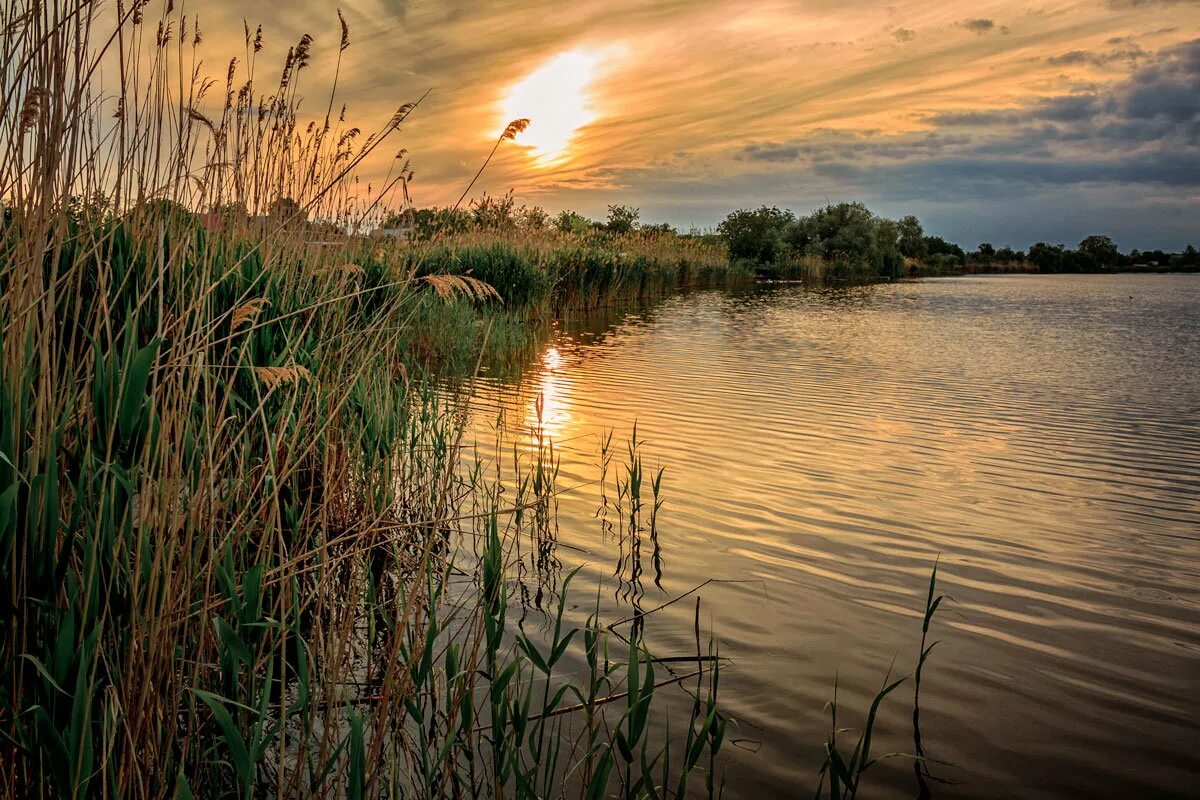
[967,237,1200,274]
[0,6,734,796]
[708,204,1199,279]
[0,3,963,798]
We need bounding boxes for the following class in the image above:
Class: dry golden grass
[421,272,503,302]
[252,364,315,388]
[230,298,270,330]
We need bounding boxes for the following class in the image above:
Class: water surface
[467,274,1200,798]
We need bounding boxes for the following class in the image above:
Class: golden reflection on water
[525,345,572,442]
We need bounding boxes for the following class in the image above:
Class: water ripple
[467,274,1200,799]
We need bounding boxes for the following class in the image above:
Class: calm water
[466,274,1200,798]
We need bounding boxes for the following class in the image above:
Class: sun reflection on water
[527,346,572,441]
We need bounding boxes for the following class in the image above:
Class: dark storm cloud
[816,151,1200,190]
[731,38,1200,199]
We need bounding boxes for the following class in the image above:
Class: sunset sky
[200,1,1200,249]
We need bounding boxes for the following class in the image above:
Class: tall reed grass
[404,229,746,314]
[0,3,728,796]
[2,3,948,798]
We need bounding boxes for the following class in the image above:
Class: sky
[195,0,1200,249]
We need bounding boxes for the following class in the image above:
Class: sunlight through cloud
[499,49,604,166]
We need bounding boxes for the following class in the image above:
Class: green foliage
[923,236,965,264]
[716,206,795,263]
[897,215,927,260]
[605,204,641,235]
[409,207,474,238]
[816,564,947,800]
[1078,234,1120,267]
[1027,241,1064,272]
[554,210,592,235]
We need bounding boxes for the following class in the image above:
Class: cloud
[180,1,1200,246]
[707,39,1200,245]
[1108,0,1200,7]
[1047,44,1147,66]
[962,18,996,33]
[738,142,802,162]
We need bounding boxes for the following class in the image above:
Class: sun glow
[499,49,603,165]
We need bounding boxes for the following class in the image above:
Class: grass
[1,3,946,798]
[403,229,748,314]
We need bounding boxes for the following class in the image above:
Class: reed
[1,4,949,798]
[402,228,746,313]
[0,3,726,797]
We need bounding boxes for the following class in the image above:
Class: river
[464,273,1200,798]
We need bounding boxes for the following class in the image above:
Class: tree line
[382,194,671,240]
[714,203,1199,275]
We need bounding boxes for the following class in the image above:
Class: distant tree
[554,210,591,235]
[471,193,518,230]
[924,235,966,264]
[1078,235,1120,268]
[65,191,114,224]
[519,205,550,231]
[994,246,1022,263]
[1183,245,1199,267]
[130,198,195,226]
[409,207,472,239]
[381,210,411,229]
[973,242,996,263]
[897,215,928,259]
[794,202,876,263]
[640,222,677,237]
[717,206,794,263]
[1061,248,1099,273]
[605,205,640,235]
[873,217,904,277]
[214,201,250,224]
[1027,242,1065,272]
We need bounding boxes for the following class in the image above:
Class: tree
[1078,235,1120,268]
[519,205,550,231]
[605,205,640,234]
[471,193,517,230]
[1027,242,1065,272]
[793,202,877,264]
[554,210,591,235]
[873,217,903,277]
[213,201,249,224]
[924,235,966,265]
[973,242,996,263]
[995,246,1022,263]
[409,207,471,239]
[897,215,927,259]
[66,191,114,224]
[1061,249,1099,273]
[640,222,677,237]
[716,206,794,263]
